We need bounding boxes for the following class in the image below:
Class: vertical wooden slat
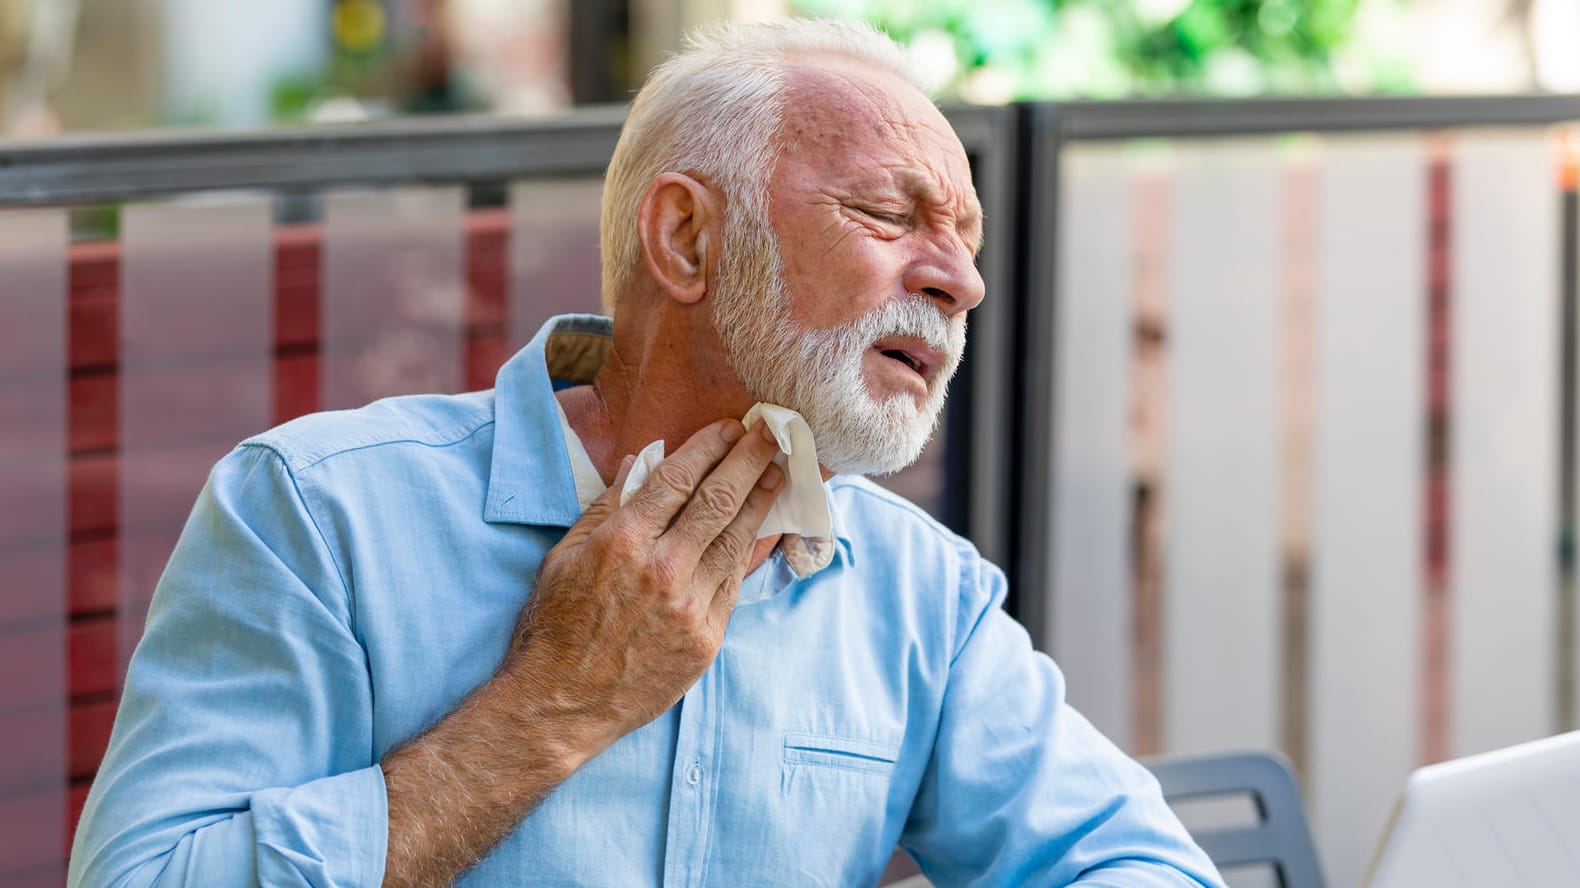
[508,178,605,351]
[1307,135,1426,888]
[0,209,67,884]
[1450,130,1560,757]
[119,201,274,664]
[1164,140,1283,755]
[1278,147,1317,774]
[1130,167,1172,756]
[1048,144,1135,745]
[322,187,466,408]
[1422,146,1454,767]
[1572,163,1580,732]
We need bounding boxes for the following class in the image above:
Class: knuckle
[717,525,750,559]
[603,515,644,551]
[706,538,740,573]
[664,595,695,624]
[682,632,715,664]
[650,551,685,590]
[538,545,575,580]
[695,481,741,518]
[652,462,696,497]
[700,546,743,584]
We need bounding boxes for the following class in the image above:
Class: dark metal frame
[0,109,629,205]
[1050,94,1580,141]
[941,105,1018,567]
[1016,94,1580,650]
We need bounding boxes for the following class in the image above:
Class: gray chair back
[1145,750,1326,888]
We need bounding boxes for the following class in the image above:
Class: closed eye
[858,207,910,227]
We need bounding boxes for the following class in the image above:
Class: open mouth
[871,337,940,383]
[880,348,925,374]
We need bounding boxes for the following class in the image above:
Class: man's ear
[636,172,718,306]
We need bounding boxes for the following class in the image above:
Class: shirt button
[686,763,702,786]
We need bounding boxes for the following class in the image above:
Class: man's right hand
[380,418,783,888]
[505,417,785,751]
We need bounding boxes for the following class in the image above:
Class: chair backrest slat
[1146,750,1327,888]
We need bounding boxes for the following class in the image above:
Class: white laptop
[1364,729,1580,887]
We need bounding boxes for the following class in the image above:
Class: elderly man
[70,19,1221,888]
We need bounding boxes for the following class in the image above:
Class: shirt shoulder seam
[236,440,361,637]
[829,476,969,544]
[248,412,496,474]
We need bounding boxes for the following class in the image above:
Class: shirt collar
[484,314,855,571]
[830,501,854,567]
[485,314,610,526]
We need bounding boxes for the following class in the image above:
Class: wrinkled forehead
[776,57,978,204]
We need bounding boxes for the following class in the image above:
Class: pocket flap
[783,732,900,773]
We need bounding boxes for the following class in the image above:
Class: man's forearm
[380,663,604,888]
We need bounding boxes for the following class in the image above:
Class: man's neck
[556,323,782,574]
[558,335,740,479]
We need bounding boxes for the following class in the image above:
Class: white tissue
[619,403,832,542]
[624,439,667,504]
[740,403,832,540]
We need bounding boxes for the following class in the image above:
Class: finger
[699,463,784,618]
[694,458,784,587]
[610,452,637,491]
[620,420,744,535]
[568,454,635,536]
[662,421,782,556]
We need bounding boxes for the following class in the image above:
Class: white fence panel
[508,178,605,350]
[1164,141,1283,754]
[322,186,466,408]
[1450,131,1560,757]
[120,200,274,663]
[1049,145,1135,745]
[0,208,68,887]
[1308,136,1426,888]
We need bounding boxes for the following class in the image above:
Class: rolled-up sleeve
[68,444,388,887]
[900,548,1224,887]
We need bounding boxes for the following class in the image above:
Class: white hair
[598,18,931,314]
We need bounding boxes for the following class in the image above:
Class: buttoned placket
[660,658,722,886]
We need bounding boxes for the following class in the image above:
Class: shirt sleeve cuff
[249,765,389,887]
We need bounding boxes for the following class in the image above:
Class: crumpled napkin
[620,403,832,543]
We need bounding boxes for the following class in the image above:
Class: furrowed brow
[894,169,984,255]
[958,199,984,256]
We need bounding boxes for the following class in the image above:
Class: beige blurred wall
[50,0,162,132]
[0,0,28,71]
[628,0,785,84]
[1,0,161,135]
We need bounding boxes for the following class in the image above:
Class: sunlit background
[4,3,1580,888]
[4,0,1580,136]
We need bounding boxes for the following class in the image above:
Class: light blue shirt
[70,315,1222,887]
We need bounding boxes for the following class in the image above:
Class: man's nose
[904,242,985,318]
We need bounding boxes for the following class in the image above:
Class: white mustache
[852,296,964,364]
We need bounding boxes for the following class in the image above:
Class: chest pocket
[773,732,904,885]
[782,732,900,775]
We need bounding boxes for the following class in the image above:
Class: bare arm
[379,419,783,888]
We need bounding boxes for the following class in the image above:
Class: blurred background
[2,0,1580,136]
[4,3,1580,888]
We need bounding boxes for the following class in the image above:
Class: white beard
[710,213,965,476]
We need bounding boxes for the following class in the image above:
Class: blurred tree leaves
[791,0,1415,101]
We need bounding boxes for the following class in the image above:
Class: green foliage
[792,0,1415,100]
